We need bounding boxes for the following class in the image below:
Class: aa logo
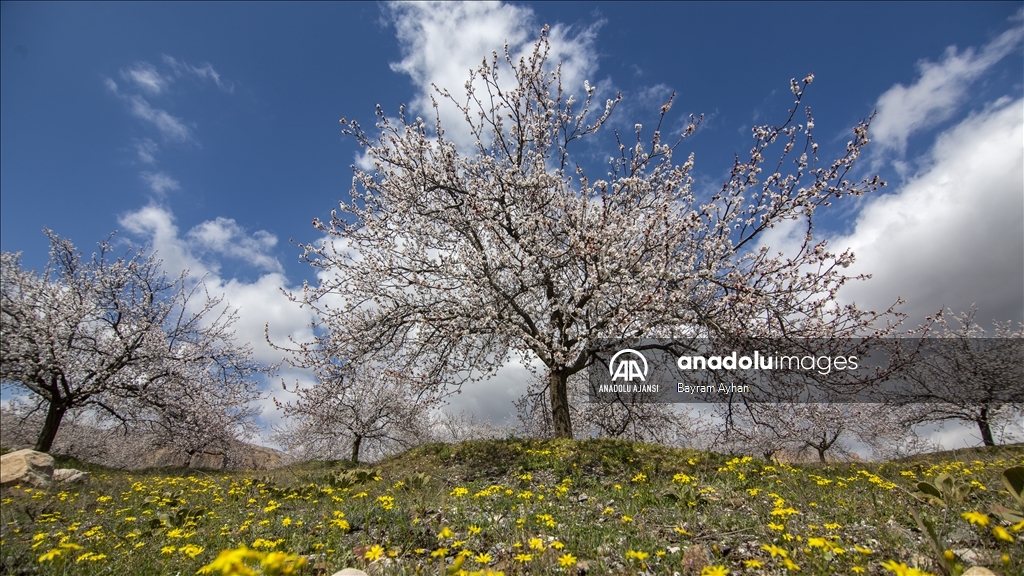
[609,349,648,382]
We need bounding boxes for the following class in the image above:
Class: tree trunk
[549,370,573,439]
[817,446,827,463]
[34,401,66,453]
[351,434,362,464]
[978,408,995,447]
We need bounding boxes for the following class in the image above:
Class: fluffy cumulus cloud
[186,217,283,275]
[835,97,1024,328]
[761,21,1024,334]
[117,203,205,278]
[870,21,1023,164]
[118,204,313,367]
[385,1,601,150]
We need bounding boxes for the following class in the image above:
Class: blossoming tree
[0,230,266,452]
[272,354,435,464]
[895,308,1024,446]
[296,29,891,438]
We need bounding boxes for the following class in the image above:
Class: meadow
[1,440,1022,575]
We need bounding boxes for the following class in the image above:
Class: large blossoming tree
[295,29,891,439]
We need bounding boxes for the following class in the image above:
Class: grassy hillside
[1,439,1022,575]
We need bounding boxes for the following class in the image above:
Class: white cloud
[353,148,376,172]
[134,138,159,164]
[870,22,1023,160]
[754,215,806,262]
[187,217,283,274]
[122,62,171,95]
[440,361,530,427]
[107,57,233,149]
[126,95,194,144]
[118,205,314,368]
[205,272,313,365]
[386,1,600,149]
[118,204,207,279]
[834,98,1024,328]
[163,55,234,93]
[633,83,674,110]
[140,171,180,195]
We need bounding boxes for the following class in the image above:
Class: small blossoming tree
[272,360,434,464]
[295,28,890,438]
[1,230,266,452]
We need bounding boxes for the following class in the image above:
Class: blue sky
[3,2,1022,441]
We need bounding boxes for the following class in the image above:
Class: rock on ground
[0,449,54,489]
[52,468,90,484]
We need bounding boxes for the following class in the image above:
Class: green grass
[2,439,1022,575]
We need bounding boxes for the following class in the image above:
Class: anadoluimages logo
[609,349,648,382]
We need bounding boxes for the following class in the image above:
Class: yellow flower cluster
[197,546,306,576]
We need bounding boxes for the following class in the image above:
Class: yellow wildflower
[38,548,63,563]
[807,537,826,548]
[625,549,649,562]
[761,544,788,558]
[961,511,990,527]
[179,544,204,558]
[364,544,385,561]
[992,526,1014,543]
